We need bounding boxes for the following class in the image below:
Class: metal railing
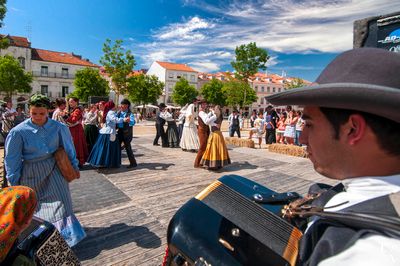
[32,71,75,79]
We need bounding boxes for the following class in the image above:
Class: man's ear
[342,114,367,145]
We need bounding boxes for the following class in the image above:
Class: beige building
[0,35,99,101]
[197,71,305,115]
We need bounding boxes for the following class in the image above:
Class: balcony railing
[32,71,75,79]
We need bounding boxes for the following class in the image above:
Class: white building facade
[146,61,198,104]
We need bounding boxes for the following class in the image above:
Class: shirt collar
[27,118,52,133]
[343,174,400,192]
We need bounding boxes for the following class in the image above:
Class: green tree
[0,55,32,98]
[200,78,226,107]
[0,1,9,50]
[231,42,269,81]
[127,74,164,111]
[73,67,109,102]
[100,39,135,100]
[222,80,257,108]
[285,78,306,90]
[231,42,269,109]
[171,78,198,106]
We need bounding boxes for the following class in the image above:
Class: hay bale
[225,137,255,148]
[268,143,308,158]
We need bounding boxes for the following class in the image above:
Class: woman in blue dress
[4,94,86,247]
[88,100,126,168]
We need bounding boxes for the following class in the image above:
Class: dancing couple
[195,101,231,170]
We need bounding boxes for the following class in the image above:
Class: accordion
[3,216,80,266]
[164,175,303,266]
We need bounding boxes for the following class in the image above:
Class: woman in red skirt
[66,97,88,167]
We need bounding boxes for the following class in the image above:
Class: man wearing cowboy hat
[266,48,400,265]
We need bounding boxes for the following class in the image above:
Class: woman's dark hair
[55,98,66,107]
[320,107,400,156]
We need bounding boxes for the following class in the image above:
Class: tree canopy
[222,80,257,108]
[0,55,32,98]
[73,67,109,102]
[231,42,269,81]
[0,1,9,50]
[285,78,307,90]
[127,74,164,107]
[171,78,198,106]
[100,39,135,99]
[200,78,226,107]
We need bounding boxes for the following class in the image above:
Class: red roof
[31,48,99,67]
[0,35,30,48]
[156,61,197,72]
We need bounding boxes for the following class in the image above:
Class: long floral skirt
[200,131,231,169]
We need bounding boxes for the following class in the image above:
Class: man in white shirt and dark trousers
[266,48,400,266]
[228,109,241,138]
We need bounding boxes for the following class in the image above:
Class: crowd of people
[227,105,305,148]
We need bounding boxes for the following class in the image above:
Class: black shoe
[127,163,137,168]
[153,143,160,146]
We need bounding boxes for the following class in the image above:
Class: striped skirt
[20,155,86,247]
[200,131,231,169]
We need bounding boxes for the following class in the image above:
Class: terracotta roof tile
[156,61,197,72]
[0,34,30,48]
[31,48,99,67]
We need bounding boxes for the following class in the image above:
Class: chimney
[72,52,82,59]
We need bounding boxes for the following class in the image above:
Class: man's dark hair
[320,107,400,156]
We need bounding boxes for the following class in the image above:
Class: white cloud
[137,0,400,73]
[9,7,23,12]
[266,56,279,67]
[189,61,220,72]
[156,16,214,41]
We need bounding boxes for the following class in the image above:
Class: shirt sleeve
[58,124,79,170]
[108,111,124,124]
[4,130,23,185]
[66,108,82,124]
[208,114,217,125]
[198,111,211,125]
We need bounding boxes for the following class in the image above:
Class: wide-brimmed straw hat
[266,48,400,123]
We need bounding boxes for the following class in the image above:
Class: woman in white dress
[180,103,200,152]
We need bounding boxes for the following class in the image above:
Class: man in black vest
[153,103,168,147]
[117,99,137,168]
[228,109,241,138]
[266,48,400,265]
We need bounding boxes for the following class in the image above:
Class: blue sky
[3,0,400,81]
